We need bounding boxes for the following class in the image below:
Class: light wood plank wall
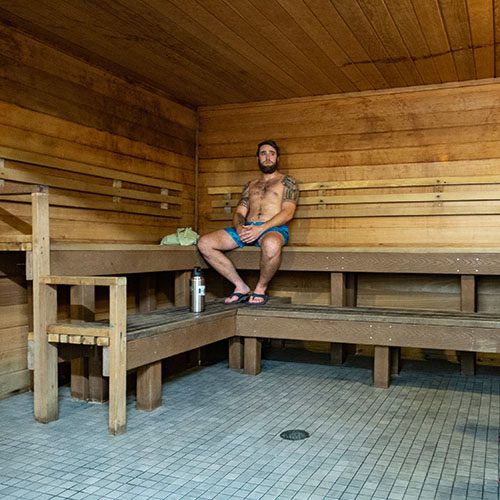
[0,25,197,398]
[0,24,197,243]
[198,80,500,248]
[198,80,500,364]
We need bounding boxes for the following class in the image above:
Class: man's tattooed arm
[282,175,299,204]
[237,182,250,209]
[233,182,250,227]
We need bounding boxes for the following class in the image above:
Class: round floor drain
[280,429,310,441]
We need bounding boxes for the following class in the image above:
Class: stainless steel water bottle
[190,267,205,313]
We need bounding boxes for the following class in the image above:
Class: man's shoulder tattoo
[237,181,250,208]
[282,175,299,204]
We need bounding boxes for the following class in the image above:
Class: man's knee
[260,234,284,258]
[197,234,212,255]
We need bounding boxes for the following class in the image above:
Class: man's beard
[258,160,278,174]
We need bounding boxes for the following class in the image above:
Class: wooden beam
[244,337,261,376]
[136,273,162,412]
[32,190,59,423]
[88,346,108,402]
[139,274,157,313]
[174,270,191,307]
[136,361,162,411]
[460,274,476,375]
[373,346,390,388]
[108,280,127,435]
[329,272,357,365]
[228,337,243,369]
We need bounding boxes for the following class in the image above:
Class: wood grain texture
[0,2,496,107]
[199,81,500,250]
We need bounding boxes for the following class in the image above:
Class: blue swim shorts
[224,222,289,248]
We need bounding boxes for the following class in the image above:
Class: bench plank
[237,305,500,353]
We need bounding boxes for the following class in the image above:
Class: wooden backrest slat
[0,158,183,220]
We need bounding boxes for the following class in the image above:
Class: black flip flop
[224,292,250,304]
[247,292,269,305]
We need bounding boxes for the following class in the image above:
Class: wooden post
[330,272,347,307]
[329,272,357,364]
[108,278,127,435]
[32,189,59,423]
[390,347,401,376]
[136,274,162,411]
[459,275,476,375]
[70,284,95,400]
[88,346,108,402]
[136,362,162,411]
[244,337,261,375]
[228,337,243,369]
[70,357,88,400]
[139,273,157,313]
[175,270,190,307]
[373,346,390,388]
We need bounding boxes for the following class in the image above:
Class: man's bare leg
[249,232,284,304]
[197,230,250,303]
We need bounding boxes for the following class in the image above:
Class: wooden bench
[35,275,242,434]
[6,188,500,434]
[234,304,500,387]
[34,283,500,435]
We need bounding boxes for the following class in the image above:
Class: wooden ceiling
[0,0,497,108]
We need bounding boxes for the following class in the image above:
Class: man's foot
[224,291,250,304]
[247,292,269,305]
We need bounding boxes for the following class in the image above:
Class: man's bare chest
[249,178,283,202]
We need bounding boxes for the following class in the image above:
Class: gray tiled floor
[0,357,498,499]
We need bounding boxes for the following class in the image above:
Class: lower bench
[234,303,500,387]
[33,277,500,435]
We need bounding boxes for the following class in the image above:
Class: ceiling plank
[305,0,389,89]
[384,0,443,85]
[333,1,408,88]
[438,0,476,80]
[465,0,494,79]
[275,0,370,91]
[410,0,459,83]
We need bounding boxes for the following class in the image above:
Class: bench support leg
[89,346,108,402]
[71,357,89,400]
[330,342,347,365]
[70,284,96,400]
[34,282,59,423]
[460,275,477,376]
[460,352,476,376]
[175,271,190,307]
[330,272,357,365]
[108,280,127,435]
[32,190,59,423]
[244,338,261,375]
[373,346,390,388]
[137,361,162,411]
[228,337,243,369]
[390,347,401,376]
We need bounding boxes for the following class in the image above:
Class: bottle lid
[191,267,203,277]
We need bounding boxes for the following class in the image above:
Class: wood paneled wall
[0,253,30,397]
[198,80,500,247]
[0,24,197,244]
[0,25,197,398]
[198,81,500,360]
[198,79,500,258]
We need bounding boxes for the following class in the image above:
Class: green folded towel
[160,227,200,246]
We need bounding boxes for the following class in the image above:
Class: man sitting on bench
[198,139,299,305]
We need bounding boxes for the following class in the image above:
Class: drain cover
[280,429,310,441]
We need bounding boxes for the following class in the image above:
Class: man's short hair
[256,139,280,157]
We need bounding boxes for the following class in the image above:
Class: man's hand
[238,224,264,244]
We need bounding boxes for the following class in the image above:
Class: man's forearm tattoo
[282,176,299,204]
[237,182,250,208]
